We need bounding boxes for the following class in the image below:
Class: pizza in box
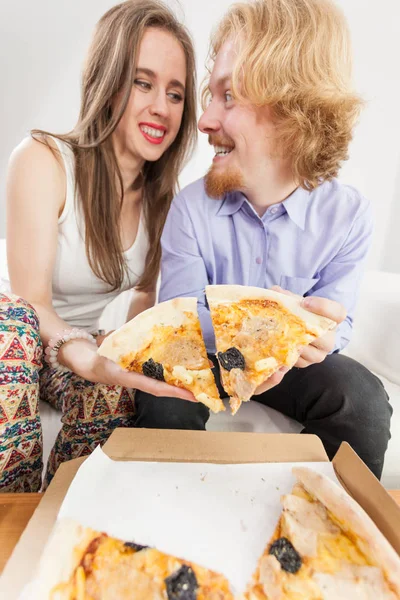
[31,468,400,599]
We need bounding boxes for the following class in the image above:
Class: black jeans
[134,353,392,480]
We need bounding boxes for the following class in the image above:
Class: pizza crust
[206,285,336,338]
[30,518,95,599]
[293,467,400,596]
[98,297,198,363]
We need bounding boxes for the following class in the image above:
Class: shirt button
[270,207,278,215]
[256,257,262,264]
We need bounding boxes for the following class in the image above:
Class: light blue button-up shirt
[160,178,373,354]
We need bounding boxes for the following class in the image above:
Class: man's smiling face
[198,40,279,199]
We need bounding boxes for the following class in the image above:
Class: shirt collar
[216,186,310,229]
[281,186,310,230]
[216,192,246,217]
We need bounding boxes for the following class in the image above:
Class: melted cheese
[210,298,317,401]
[281,494,340,557]
[244,486,396,600]
[254,357,278,372]
[51,536,233,600]
[118,314,223,411]
[172,365,194,385]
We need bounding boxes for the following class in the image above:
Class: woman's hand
[58,339,197,401]
[95,331,114,347]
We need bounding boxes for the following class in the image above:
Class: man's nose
[198,102,220,134]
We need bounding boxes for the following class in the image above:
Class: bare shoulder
[9,135,65,177]
[7,136,66,215]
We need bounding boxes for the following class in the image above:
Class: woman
[1,0,197,492]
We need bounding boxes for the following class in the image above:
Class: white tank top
[51,137,149,330]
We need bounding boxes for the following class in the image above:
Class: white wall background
[1,0,400,272]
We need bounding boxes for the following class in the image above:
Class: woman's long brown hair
[32,0,197,291]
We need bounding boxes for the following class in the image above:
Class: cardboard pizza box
[2,429,400,599]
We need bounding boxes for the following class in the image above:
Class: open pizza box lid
[2,429,400,599]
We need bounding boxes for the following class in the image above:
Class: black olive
[217,347,245,371]
[124,542,149,552]
[269,537,302,573]
[142,358,165,381]
[165,564,198,599]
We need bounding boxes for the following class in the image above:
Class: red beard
[204,164,244,199]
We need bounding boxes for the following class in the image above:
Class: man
[134,0,391,479]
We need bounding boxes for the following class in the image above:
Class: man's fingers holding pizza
[294,344,325,368]
[253,366,289,395]
[301,296,346,325]
[272,285,346,326]
[294,330,336,368]
[311,330,336,354]
[271,285,295,297]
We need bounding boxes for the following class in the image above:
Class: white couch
[1,239,399,487]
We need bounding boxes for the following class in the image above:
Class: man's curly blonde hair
[203,0,363,190]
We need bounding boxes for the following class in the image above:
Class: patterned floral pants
[0,293,136,492]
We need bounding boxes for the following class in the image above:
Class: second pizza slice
[244,467,400,599]
[98,297,224,413]
[206,285,336,414]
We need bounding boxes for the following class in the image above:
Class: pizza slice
[206,285,336,414]
[32,518,234,599]
[244,467,400,600]
[98,298,224,413]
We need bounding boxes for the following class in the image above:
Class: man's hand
[253,366,290,395]
[253,286,347,394]
[295,329,336,368]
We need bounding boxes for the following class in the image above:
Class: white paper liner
[26,446,340,594]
